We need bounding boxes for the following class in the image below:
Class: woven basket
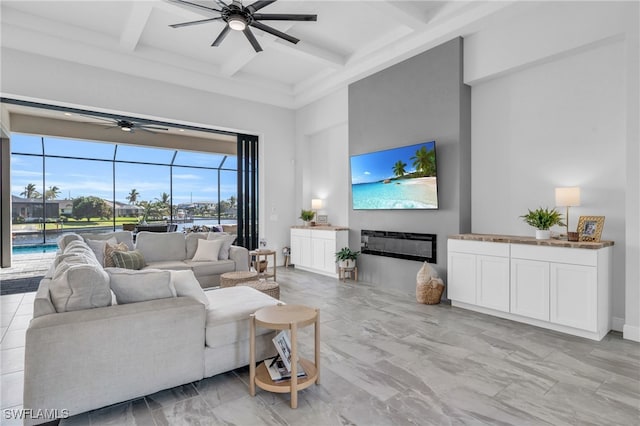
[416,278,445,304]
[238,280,280,300]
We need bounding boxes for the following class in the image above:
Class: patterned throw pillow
[111,250,146,270]
[104,242,129,268]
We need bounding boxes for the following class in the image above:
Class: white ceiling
[1,0,518,109]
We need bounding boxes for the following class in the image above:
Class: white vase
[536,229,551,240]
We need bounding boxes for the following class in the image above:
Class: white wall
[294,88,349,227]
[465,1,638,339]
[1,49,296,264]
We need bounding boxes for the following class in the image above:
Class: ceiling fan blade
[247,0,277,14]
[253,13,317,21]
[169,0,221,14]
[215,0,229,8]
[243,27,263,52]
[212,25,231,46]
[250,21,299,44]
[170,17,222,28]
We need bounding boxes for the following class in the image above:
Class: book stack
[263,330,307,382]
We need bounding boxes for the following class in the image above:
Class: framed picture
[577,216,605,242]
[316,214,329,225]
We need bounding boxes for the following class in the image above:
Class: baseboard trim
[612,317,625,332]
[622,324,640,342]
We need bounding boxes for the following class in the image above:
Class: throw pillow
[170,270,210,308]
[206,232,237,260]
[192,238,223,262]
[56,233,83,251]
[111,250,146,270]
[86,237,117,266]
[107,269,175,305]
[104,242,129,268]
[49,263,112,313]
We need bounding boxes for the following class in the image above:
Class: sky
[350,141,436,184]
[10,134,238,204]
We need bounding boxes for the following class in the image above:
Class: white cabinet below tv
[448,235,613,341]
[291,227,348,278]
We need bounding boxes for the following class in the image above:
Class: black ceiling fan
[78,115,169,134]
[169,0,317,52]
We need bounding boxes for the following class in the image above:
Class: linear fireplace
[360,230,437,263]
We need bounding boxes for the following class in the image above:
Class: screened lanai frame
[10,136,238,245]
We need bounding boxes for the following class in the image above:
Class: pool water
[12,244,58,255]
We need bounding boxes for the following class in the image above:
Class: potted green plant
[335,247,360,269]
[520,207,565,239]
[299,209,315,226]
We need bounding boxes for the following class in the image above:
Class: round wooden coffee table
[220,271,258,288]
[249,304,319,408]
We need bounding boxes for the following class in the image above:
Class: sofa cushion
[206,232,237,260]
[111,250,146,270]
[81,231,134,251]
[185,259,236,277]
[104,242,129,268]
[49,262,112,313]
[170,270,209,308]
[192,239,223,262]
[107,269,175,304]
[204,286,280,348]
[136,232,186,262]
[143,260,192,271]
[86,237,117,266]
[57,233,83,251]
[185,232,208,259]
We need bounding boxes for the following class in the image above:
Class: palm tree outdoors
[156,192,170,205]
[410,146,436,177]
[126,188,140,205]
[392,160,407,178]
[20,183,40,199]
[45,185,61,200]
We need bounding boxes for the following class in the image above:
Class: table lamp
[555,187,581,241]
[311,199,323,222]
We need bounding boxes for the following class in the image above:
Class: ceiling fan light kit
[170,0,317,52]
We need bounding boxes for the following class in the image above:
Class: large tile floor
[1,266,639,425]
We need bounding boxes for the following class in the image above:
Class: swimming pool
[12,244,58,255]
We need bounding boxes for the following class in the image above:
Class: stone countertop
[449,233,614,249]
[291,225,349,231]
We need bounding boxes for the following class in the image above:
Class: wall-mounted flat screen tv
[350,140,438,210]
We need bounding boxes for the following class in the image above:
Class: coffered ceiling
[1,1,519,109]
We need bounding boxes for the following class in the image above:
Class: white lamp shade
[555,187,581,207]
[311,199,323,210]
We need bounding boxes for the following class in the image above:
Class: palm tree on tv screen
[392,160,407,178]
[410,146,436,177]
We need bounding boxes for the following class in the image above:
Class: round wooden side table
[249,304,320,408]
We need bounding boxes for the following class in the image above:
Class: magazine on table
[272,330,293,371]
[263,356,307,382]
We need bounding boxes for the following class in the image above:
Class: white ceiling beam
[368,1,428,30]
[120,2,153,52]
[271,38,346,69]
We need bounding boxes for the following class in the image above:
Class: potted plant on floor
[335,247,360,269]
[521,207,565,239]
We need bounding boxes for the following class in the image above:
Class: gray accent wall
[348,37,471,293]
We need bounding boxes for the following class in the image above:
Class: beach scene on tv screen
[351,141,438,209]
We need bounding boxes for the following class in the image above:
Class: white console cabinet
[448,235,613,341]
[291,227,348,278]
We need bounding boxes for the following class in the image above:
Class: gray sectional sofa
[23,231,278,425]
